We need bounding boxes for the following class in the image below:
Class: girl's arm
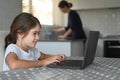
[6,52,65,70]
[40,52,66,60]
[39,52,52,60]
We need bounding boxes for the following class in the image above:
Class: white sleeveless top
[3,44,40,71]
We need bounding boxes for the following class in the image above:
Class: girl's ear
[17,32,25,39]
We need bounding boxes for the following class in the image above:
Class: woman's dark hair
[58,0,73,8]
[5,13,41,49]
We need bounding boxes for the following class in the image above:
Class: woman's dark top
[65,10,86,39]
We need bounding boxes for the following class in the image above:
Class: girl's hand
[56,54,66,62]
[42,54,66,66]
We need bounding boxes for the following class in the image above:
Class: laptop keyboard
[48,60,83,69]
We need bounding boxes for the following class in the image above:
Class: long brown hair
[5,13,41,49]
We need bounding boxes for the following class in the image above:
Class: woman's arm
[64,28,72,37]
[53,27,65,33]
[6,52,65,70]
[58,28,72,40]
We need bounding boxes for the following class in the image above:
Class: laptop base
[48,60,83,70]
[47,31,99,70]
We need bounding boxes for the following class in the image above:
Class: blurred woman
[54,0,86,40]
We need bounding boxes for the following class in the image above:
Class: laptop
[47,31,100,69]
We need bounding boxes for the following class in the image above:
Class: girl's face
[21,24,41,49]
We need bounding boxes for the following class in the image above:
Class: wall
[0,0,22,71]
[53,0,64,26]
[0,0,22,30]
[77,8,120,37]
[0,31,9,71]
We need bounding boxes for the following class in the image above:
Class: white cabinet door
[36,42,71,56]
[91,0,105,9]
[104,0,120,8]
[68,0,120,10]
[68,0,92,10]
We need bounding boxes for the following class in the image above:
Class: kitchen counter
[100,35,120,40]
[38,39,72,42]
[38,39,85,42]
[36,39,85,57]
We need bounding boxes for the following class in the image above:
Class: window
[22,0,53,25]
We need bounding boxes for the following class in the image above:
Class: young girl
[3,13,66,71]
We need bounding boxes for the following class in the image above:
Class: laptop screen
[81,31,100,69]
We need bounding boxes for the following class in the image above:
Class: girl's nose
[36,34,39,40]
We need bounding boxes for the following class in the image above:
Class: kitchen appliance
[104,40,120,58]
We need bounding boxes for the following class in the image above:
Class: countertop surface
[38,36,120,42]
[100,35,120,40]
[38,39,85,42]
[38,39,72,42]
[0,57,120,80]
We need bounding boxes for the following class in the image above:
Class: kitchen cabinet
[103,0,120,8]
[68,0,92,10]
[36,40,84,57]
[96,39,104,57]
[68,0,120,10]
[96,37,120,57]
[36,39,104,57]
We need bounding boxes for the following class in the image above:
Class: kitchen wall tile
[76,9,120,37]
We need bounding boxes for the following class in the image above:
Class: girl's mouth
[33,41,37,44]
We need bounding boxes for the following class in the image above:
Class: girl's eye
[33,32,40,35]
[33,33,37,35]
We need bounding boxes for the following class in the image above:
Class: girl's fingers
[55,59,60,63]
[47,54,66,65]
[57,54,66,61]
[59,54,66,59]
